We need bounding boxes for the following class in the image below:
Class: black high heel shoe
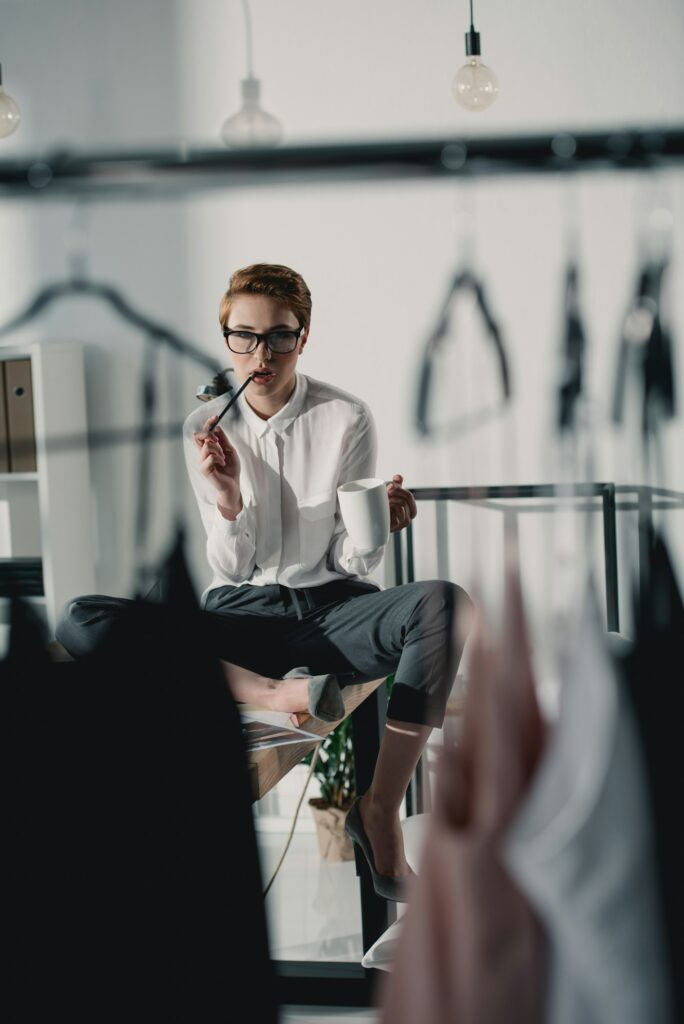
[282,666,345,724]
[344,797,409,903]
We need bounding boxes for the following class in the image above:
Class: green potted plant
[303,676,394,862]
[303,717,356,862]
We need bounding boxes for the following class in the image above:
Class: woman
[183,263,472,900]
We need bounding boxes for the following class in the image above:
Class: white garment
[183,373,386,603]
[503,584,672,1024]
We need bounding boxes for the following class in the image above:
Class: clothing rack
[3,121,683,1011]
[0,126,683,198]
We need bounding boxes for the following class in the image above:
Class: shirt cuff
[212,501,250,534]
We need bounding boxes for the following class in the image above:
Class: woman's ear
[299,326,310,353]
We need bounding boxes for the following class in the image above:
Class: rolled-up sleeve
[326,405,386,578]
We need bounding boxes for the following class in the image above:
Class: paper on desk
[239,707,320,751]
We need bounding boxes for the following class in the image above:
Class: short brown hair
[219,263,312,330]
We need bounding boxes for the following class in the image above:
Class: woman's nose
[255,339,272,360]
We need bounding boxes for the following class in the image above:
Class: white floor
[259,823,379,1022]
[259,829,364,962]
[281,1008,379,1023]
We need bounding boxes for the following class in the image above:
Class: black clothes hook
[415,269,511,438]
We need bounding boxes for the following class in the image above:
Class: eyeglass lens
[226,330,299,353]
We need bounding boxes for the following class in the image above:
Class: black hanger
[557,262,586,434]
[0,277,221,377]
[0,275,228,600]
[0,277,224,458]
[415,269,511,438]
[612,258,676,437]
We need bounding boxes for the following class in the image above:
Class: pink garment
[380,555,547,1024]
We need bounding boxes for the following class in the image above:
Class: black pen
[211,372,255,430]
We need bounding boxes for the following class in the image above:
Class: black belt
[279,585,315,621]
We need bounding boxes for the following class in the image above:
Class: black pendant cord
[415,269,511,439]
[465,0,481,55]
[242,0,254,77]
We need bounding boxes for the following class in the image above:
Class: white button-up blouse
[183,373,386,604]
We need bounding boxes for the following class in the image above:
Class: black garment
[4,537,278,1022]
[58,577,472,729]
[616,532,684,1022]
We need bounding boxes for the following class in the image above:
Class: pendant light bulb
[220,76,282,148]
[0,64,21,139]
[453,2,499,112]
[220,1,282,148]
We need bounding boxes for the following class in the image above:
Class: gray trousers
[57,578,471,727]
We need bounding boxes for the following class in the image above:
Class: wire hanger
[415,268,511,439]
[0,223,223,466]
[0,236,221,379]
[0,222,227,602]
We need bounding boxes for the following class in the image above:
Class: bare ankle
[361,792,399,819]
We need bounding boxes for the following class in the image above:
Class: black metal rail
[1,126,682,199]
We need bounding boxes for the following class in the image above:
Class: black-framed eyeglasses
[222,327,304,354]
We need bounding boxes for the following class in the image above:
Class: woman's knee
[408,580,473,630]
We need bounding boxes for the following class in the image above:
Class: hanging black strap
[135,337,158,597]
[557,262,586,433]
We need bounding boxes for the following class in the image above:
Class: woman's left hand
[387,474,418,533]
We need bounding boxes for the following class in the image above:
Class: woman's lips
[251,370,276,384]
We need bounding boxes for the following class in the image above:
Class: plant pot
[308,798,355,862]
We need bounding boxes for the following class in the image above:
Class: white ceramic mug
[337,477,390,554]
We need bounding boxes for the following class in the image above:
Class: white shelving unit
[0,342,95,636]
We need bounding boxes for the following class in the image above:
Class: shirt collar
[237,372,308,438]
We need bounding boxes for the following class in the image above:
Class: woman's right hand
[194,415,243,516]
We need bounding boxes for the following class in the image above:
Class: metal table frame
[275,480,684,1007]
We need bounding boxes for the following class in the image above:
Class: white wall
[0,0,683,635]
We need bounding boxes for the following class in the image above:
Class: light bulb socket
[465,28,481,56]
[241,76,261,102]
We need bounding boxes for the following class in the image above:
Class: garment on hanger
[612,258,675,437]
[3,533,279,1022]
[617,531,684,1021]
[379,542,547,1024]
[503,580,672,1023]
